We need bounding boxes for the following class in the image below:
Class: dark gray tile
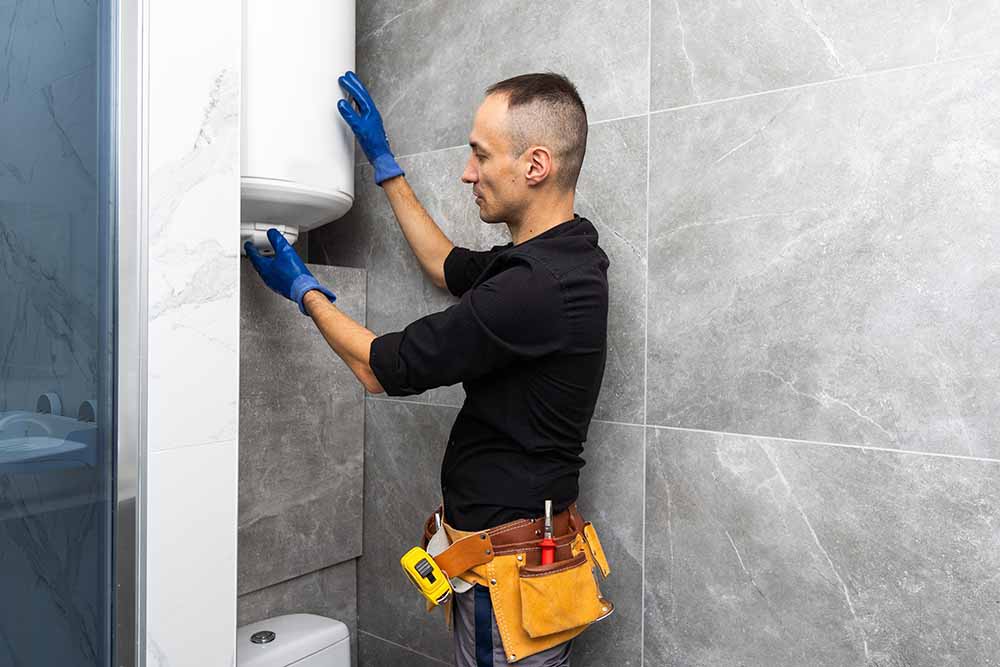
[572,420,644,667]
[357,0,649,157]
[651,0,1000,110]
[358,631,449,667]
[647,56,1000,456]
[313,117,647,422]
[643,427,1000,666]
[239,263,366,593]
[238,560,358,667]
[357,398,456,663]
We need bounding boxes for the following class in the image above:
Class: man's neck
[507,197,576,246]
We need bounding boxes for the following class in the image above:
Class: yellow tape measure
[400,546,452,606]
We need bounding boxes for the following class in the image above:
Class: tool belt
[421,503,613,663]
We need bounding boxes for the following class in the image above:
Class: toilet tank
[237,614,350,667]
[241,0,355,252]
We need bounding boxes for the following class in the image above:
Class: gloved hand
[337,70,405,185]
[244,228,336,316]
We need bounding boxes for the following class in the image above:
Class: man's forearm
[302,290,384,394]
[381,176,454,288]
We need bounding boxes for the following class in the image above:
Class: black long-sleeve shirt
[369,215,610,530]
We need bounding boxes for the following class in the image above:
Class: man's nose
[461,156,477,183]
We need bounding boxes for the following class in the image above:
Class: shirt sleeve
[370,256,567,396]
[443,244,510,297]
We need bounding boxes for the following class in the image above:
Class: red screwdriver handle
[539,537,557,565]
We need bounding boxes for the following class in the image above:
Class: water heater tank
[241,0,355,253]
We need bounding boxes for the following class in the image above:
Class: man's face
[461,94,527,223]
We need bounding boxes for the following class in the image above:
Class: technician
[245,70,611,667]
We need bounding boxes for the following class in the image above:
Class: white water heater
[241,0,355,252]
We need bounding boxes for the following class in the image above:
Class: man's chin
[477,209,504,224]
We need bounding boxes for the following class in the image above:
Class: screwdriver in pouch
[540,499,556,565]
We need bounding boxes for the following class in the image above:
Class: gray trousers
[452,583,573,667]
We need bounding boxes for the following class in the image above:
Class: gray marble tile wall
[238,262,367,665]
[309,2,1000,665]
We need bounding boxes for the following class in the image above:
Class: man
[245,70,610,667]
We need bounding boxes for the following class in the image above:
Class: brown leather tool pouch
[517,549,607,638]
[422,504,614,663]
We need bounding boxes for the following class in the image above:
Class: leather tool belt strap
[421,503,587,576]
[420,503,613,664]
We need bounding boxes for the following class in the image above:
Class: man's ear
[524,146,553,187]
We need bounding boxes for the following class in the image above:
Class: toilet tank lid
[237,614,349,667]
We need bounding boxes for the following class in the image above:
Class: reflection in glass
[0,0,115,664]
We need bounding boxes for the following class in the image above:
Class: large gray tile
[572,420,644,667]
[651,0,1000,110]
[576,117,647,424]
[644,427,1000,666]
[357,398,456,662]
[647,56,1000,456]
[239,263,367,593]
[358,631,449,667]
[238,559,358,667]
[313,117,647,422]
[357,0,649,157]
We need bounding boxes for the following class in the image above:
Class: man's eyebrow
[470,141,486,152]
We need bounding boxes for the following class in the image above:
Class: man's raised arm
[337,71,454,290]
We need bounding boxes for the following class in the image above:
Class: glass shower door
[0,0,116,664]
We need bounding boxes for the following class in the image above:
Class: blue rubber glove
[337,70,405,185]
[244,228,336,316]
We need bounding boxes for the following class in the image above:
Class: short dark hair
[485,72,588,191]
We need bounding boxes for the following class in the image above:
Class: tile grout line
[365,394,460,411]
[649,48,1000,117]
[359,49,1000,170]
[641,1,652,664]
[589,110,649,127]
[369,111,658,166]
[649,423,1000,464]
[365,395,1000,465]
[357,629,451,666]
[150,436,235,456]
[370,395,629,431]
[594,417,646,429]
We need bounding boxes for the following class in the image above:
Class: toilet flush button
[250,630,276,644]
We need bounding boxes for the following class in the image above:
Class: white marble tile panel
[146,440,238,667]
[146,0,241,451]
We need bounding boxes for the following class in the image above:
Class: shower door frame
[115,0,148,664]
